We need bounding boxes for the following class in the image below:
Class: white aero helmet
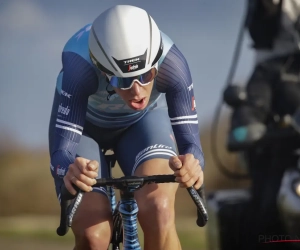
[89,5,163,78]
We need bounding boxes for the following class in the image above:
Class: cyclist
[49,5,204,250]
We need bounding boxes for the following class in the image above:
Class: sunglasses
[106,66,158,90]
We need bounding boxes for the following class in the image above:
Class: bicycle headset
[88,5,164,90]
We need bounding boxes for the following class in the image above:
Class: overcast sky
[0,0,254,150]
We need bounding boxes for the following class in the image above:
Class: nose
[130,80,141,95]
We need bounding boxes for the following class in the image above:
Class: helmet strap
[106,83,116,101]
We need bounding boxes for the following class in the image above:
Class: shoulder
[155,41,192,92]
[158,31,175,67]
[158,32,188,68]
[63,23,93,64]
[61,23,102,82]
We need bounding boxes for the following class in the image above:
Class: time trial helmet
[89,5,163,78]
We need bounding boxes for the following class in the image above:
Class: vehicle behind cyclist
[222,1,300,249]
[227,0,300,151]
[48,5,205,250]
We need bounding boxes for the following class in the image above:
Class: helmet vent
[91,26,118,72]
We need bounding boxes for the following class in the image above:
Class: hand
[169,154,203,189]
[63,157,99,195]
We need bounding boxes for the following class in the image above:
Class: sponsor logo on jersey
[187,83,194,91]
[192,96,196,111]
[61,90,72,98]
[58,104,70,115]
[56,165,66,177]
[128,64,138,71]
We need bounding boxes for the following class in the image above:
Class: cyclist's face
[113,79,154,110]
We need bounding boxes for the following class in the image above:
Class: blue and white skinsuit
[48,24,205,199]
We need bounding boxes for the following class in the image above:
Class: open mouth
[133,99,144,103]
[129,97,147,110]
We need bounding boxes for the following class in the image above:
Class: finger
[175,159,198,177]
[74,157,93,173]
[177,174,195,187]
[65,167,96,193]
[175,159,200,181]
[174,167,188,177]
[71,176,93,192]
[74,173,97,186]
[175,169,192,182]
[178,166,202,188]
[87,160,99,172]
[187,167,203,189]
[194,170,204,190]
[64,177,77,196]
[73,158,98,178]
[169,156,183,171]
[175,155,199,177]
[82,170,98,179]
[194,178,202,190]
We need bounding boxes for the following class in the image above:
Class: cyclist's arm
[50,52,98,181]
[156,44,205,168]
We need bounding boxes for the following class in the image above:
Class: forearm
[174,133,205,168]
[50,149,75,181]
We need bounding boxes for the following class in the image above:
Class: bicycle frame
[106,154,140,250]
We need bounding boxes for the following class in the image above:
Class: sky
[0,0,254,150]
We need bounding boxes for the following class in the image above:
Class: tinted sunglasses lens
[120,78,135,88]
[107,67,157,89]
[108,76,119,87]
[140,68,157,84]
[108,76,133,89]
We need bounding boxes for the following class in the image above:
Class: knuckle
[72,178,79,185]
[179,169,185,176]
[180,176,187,182]
[186,181,193,187]
[77,173,86,181]
[177,176,184,183]
[68,164,74,171]
[81,167,88,174]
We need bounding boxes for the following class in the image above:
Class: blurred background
[0,0,254,249]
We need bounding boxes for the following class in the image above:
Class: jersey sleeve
[156,45,205,168]
[50,52,98,181]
